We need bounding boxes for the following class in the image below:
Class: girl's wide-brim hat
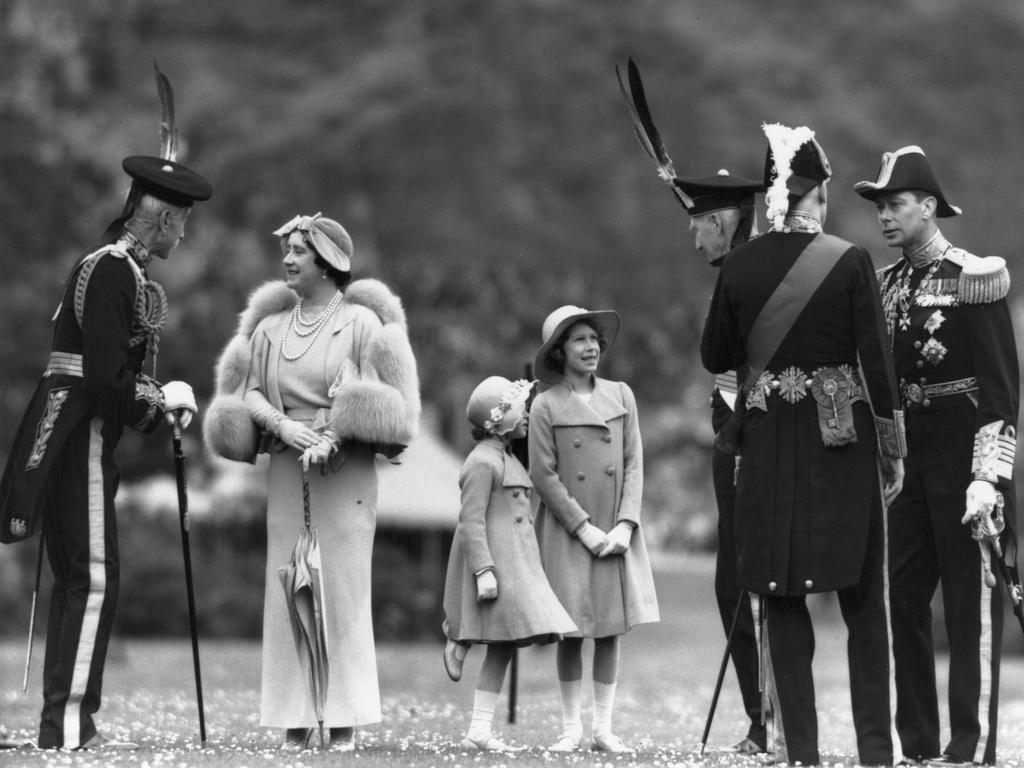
[853,145,962,217]
[467,376,531,436]
[534,305,620,384]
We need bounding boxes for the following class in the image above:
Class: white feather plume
[762,123,815,230]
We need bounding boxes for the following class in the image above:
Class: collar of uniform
[118,230,153,269]
[772,210,822,234]
[905,229,951,268]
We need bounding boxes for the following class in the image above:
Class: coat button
[577,472,586,481]
[605,466,615,475]
[804,579,813,589]
[573,438,582,447]
[922,398,931,407]
[768,581,778,592]
[602,435,612,443]
[916,360,925,368]
[919,377,928,385]
[914,340,923,349]
[515,515,524,523]
[512,490,520,497]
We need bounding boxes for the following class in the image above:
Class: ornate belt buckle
[905,383,924,404]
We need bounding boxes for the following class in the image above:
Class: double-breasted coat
[528,378,659,637]
[443,438,577,644]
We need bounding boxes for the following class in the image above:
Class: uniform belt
[747,365,864,410]
[900,376,978,408]
[44,351,83,378]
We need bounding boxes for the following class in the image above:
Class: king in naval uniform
[855,146,1019,767]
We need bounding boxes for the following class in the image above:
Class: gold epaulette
[944,248,1011,304]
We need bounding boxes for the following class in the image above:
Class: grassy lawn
[2,555,1023,766]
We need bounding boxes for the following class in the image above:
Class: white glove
[575,521,608,556]
[278,419,323,452]
[300,437,337,472]
[962,479,999,526]
[598,521,635,558]
[476,570,498,601]
[161,380,197,429]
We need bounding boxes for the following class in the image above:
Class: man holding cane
[0,153,212,750]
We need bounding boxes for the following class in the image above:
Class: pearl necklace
[282,291,342,360]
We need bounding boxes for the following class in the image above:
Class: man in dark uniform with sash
[674,169,768,754]
[702,125,905,766]
[854,146,1019,766]
[0,155,212,749]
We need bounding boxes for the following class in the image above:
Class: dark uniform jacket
[880,231,1018,500]
[0,234,167,543]
[702,231,905,595]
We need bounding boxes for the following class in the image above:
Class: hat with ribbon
[853,145,962,217]
[273,212,353,272]
[467,376,532,436]
[534,305,620,384]
[761,123,832,230]
[672,169,764,216]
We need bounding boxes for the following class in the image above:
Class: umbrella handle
[302,472,311,529]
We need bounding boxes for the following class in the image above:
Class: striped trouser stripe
[974,560,993,763]
[62,417,107,747]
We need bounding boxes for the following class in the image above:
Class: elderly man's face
[689,212,731,264]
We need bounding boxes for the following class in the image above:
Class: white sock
[559,678,583,738]
[592,680,617,736]
[466,689,499,742]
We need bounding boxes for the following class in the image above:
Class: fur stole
[203,279,421,462]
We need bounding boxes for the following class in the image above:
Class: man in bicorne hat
[702,125,905,766]
[0,154,212,750]
[854,146,1019,766]
[674,169,768,755]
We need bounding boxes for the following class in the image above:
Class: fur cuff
[203,393,259,462]
[328,380,416,445]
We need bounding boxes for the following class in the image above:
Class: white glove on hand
[300,438,336,472]
[161,380,197,429]
[575,521,608,556]
[962,479,999,525]
[476,570,498,601]
[278,419,323,452]
[598,521,635,558]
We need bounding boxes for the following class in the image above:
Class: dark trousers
[890,406,1004,764]
[37,417,120,749]
[766,500,892,766]
[712,442,765,747]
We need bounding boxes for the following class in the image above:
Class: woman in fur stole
[203,213,420,751]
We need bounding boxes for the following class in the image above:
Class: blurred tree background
[2,0,1024,639]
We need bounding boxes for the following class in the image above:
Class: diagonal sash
[742,233,849,390]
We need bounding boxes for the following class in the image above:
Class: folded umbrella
[277,473,329,749]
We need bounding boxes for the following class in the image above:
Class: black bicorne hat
[763,134,832,199]
[672,169,764,216]
[853,146,961,217]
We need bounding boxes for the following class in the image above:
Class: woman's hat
[534,305,620,384]
[853,146,962,217]
[466,376,532,436]
[273,212,353,271]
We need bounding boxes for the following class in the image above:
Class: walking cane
[22,534,44,693]
[699,589,746,756]
[171,415,207,743]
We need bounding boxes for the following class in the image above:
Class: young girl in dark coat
[442,376,577,752]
